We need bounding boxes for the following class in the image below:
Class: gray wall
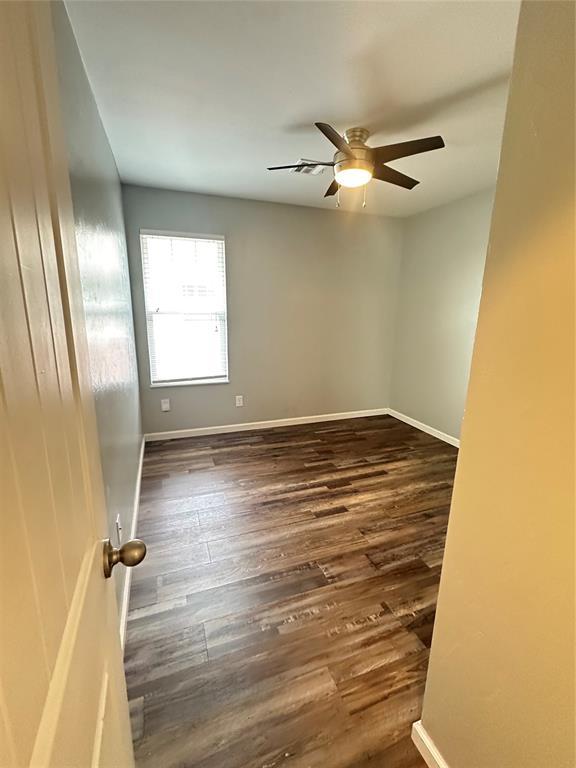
[390,189,494,439]
[122,185,402,434]
[52,3,142,605]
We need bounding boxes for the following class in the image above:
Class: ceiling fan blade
[268,162,334,170]
[315,123,353,156]
[373,136,445,164]
[324,179,339,197]
[373,165,419,190]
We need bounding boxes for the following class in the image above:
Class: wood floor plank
[126,414,456,767]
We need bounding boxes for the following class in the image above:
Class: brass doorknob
[103,538,147,579]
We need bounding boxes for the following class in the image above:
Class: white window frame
[140,228,230,388]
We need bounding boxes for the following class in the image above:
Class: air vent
[290,159,326,176]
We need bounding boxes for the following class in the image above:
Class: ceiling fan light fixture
[334,158,373,188]
[268,123,445,199]
[334,167,372,188]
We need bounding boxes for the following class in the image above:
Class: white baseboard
[119,436,145,647]
[144,408,390,442]
[412,721,451,768]
[387,409,460,448]
[144,408,460,447]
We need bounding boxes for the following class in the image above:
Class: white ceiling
[65,0,520,217]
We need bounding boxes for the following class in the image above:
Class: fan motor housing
[334,145,373,177]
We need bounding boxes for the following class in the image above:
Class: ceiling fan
[268,123,445,198]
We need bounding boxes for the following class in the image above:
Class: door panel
[0,3,134,766]
[30,547,133,767]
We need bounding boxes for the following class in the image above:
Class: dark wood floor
[125,415,458,768]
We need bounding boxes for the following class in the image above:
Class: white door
[0,3,135,766]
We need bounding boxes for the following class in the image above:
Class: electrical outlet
[235,395,244,407]
[160,398,171,412]
[115,514,122,546]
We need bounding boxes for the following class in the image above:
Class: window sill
[150,378,229,389]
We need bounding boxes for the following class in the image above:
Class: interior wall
[122,184,403,435]
[418,2,575,766]
[51,3,142,606]
[390,189,494,439]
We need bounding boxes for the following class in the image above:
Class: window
[140,230,228,386]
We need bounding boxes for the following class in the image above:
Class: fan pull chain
[336,186,340,208]
[362,185,367,208]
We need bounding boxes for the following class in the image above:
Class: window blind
[140,231,228,385]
